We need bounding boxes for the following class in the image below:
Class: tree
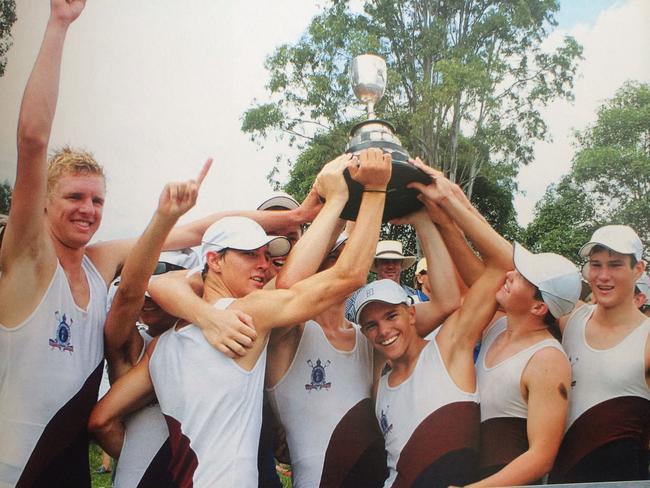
[0,0,17,78]
[523,81,650,261]
[243,0,582,202]
[0,180,12,215]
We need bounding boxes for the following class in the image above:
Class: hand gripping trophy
[341,54,431,221]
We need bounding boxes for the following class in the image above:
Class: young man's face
[496,269,537,315]
[375,259,402,283]
[587,249,644,308]
[359,301,416,362]
[46,173,105,249]
[216,247,273,298]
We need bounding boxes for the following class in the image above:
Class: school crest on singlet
[380,406,393,435]
[305,358,331,391]
[49,311,74,352]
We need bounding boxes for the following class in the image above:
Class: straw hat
[371,240,417,273]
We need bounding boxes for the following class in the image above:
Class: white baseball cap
[201,217,291,261]
[513,242,581,318]
[415,258,427,275]
[256,191,300,211]
[636,274,650,306]
[354,279,412,324]
[579,225,643,261]
[331,233,348,253]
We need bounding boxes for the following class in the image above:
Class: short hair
[47,146,105,197]
[590,244,638,268]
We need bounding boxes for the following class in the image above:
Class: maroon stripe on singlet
[392,401,480,488]
[16,360,104,488]
[549,396,650,483]
[163,415,199,488]
[479,417,529,478]
[136,437,173,488]
[319,397,388,488]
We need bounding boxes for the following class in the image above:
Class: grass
[90,443,292,488]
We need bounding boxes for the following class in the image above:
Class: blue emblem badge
[304,358,331,391]
[380,407,393,435]
[49,311,74,352]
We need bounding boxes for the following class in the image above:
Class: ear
[407,304,417,325]
[206,250,224,273]
[633,259,646,279]
[530,300,549,319]
[633,292,647,310]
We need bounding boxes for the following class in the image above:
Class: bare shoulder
[87,238,135,284]
[524,346,571,387]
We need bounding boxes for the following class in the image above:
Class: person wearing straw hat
[550,224,650,484]
[89,149,391,487]
[345,239,427,322]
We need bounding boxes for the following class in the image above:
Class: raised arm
[0,1,86,311]
[104,162,209,382]
[275,155,351,289]
[236,149,391,332]
[411,168,511,362]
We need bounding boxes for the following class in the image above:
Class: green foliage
[243,0,582,207]
[523,81,650,261]
[0,0,17,78]
[0,180,12,214]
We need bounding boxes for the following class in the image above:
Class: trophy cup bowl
[341,55,431,221]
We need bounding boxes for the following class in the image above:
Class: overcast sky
[0,0,648,241]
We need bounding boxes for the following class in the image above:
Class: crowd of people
[1,1,648,487]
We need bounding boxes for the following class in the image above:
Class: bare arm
[235,149,390,333]
[105,163,209,381]
[391,209,461,335]
[147,270,256,358]
[88,340,158,458]
[0,1,86,319]
[468,347,570,487]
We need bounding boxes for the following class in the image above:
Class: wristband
[363,189,387,193]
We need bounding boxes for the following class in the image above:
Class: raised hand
[389,207,429,227]
[298,187,325,223]
[314,154,353,203]
[50,0,87,25]
[157,158,212,220]
[348,148,391,190]
[407,157,456,205]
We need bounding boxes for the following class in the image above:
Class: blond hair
[47,146,105,197]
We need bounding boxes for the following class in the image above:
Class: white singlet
[376,336,480,488]
[149,298,267,488]
[550,304,650,483]
[114,331,171,488]
[476,317,564,478]
[267,320,386,488]
[0,257,107,488]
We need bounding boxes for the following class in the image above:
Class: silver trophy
[341,54,429,221]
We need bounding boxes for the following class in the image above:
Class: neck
[504,311,549,339]
[202,272,235,304]
[390,333,427,378]
[52,238,87,271]
[592,298,647,327]
[314,301,348,330]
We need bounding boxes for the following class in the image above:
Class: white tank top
[149,298,267,488]
[563,304,650,428]
[267,320,378,488]
[477,317,565,421]
[114,331,170,488]
[476,317,564,477]
[376,336,479,488]
[0,256,107,487]
[550,304,650,482]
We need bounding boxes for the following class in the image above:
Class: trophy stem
[367,101,376,120]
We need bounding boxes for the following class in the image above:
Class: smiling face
[211,247,273,298]
[359,301,416,361]
[587,248,643,309]
[46,173,106,249]
[265,223,301,272]
[496,269,538,315]
[375,259,402,283]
